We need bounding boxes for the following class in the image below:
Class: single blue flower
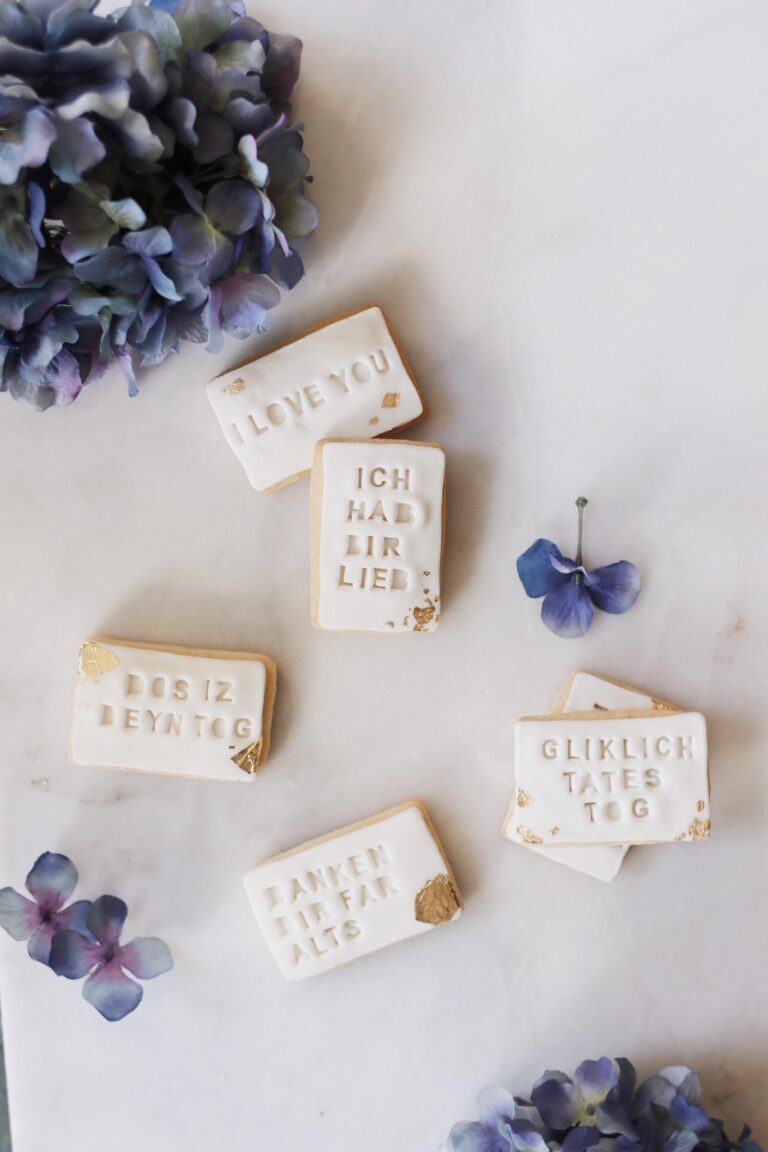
[50,894,173,1022]
[449,1087,529,1152]
[532,1059,621,1130]
[517,498,641,638]
[0,852,91,965]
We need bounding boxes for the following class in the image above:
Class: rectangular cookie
[244,800,462,979]
[310,438,445,633]
[208,306,426,492]
[509,711,709,847]
[71,638,276,782]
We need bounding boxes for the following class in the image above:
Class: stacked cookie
[501,671,710,882]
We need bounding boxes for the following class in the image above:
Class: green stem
[574,497,588,568]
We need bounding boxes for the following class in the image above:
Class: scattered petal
[118,936,174,979]
[26,852,78,910]
[83,962,143,1021]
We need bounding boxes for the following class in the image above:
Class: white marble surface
[1,1,767,1148]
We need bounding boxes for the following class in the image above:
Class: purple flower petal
[506,1120,548,1152]
[541,580,594,638]
[49,928,102,978]
[0,107,56,184]
[657,1066,702,1104]
[118,936,173,979]
[262,33,303,102]
[83,962,143,1022]
[123,226,174,259]
[28,183,45,248]
[27,921,56,965]
[448,1120,511,1152]
[26,852,78,911]
[205,179,261,235]
[563,1127,602,1152]
[0,887,40,941]
[477,1087,517,1128]
[516,539,572,598]
[48,116,106,184]
[56,899,93,937]
[531,1074,579,1129]
[670,1095,710,1133]
[87,895,128,948]
[219,272,280,333]
[584,561,641,615]
[573,1059,619,1105]
[193,113,234,163]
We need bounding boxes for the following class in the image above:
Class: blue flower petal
[563,1126,602,1152]
[477,1087,517,1128]
[448,1120,511,1152]
[87,895,128,948]
[516,539,572,598]
[531,1075,579,1129]
[27,922,56,965]
[505,1120,549,1152]
[49,928,101,978]
[83,962,143,1022]
[118,937,173,979]
[584,562,641,615]
[25,852,78,911]
[56,899,93,938]
[0,887,40,941]
[670,1095,709,1133]
[656,1067,702,1105]
[573,1059,619,1105]
[541,581,594,638]
[48,116,106,184]
[205,179,261,235]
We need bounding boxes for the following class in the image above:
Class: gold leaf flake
[369,416,380,426]
[382,392,400,409]
[412,603,435,630]
[223,377,245,394]
[402,616,410,627]
[651,698,676,712]
[231,739,263,775]
[414,874,460,926]
[78,642,119,682]
[385,621,394,628]
[423,571,431,577]
[674,832,686,842]
[688,817,711,841]
[549,827,560,837]
[697,799,706,812]
[516,788,533,808]
[516,825,543,845]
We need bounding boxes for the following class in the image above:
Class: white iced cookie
[244,801,462,980]
[71,639,276,782]
[507,711,710,847]
[208,306,426,492]
[504,671,680,882]
[310,439,445,634]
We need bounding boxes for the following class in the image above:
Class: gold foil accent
[516,825,543,845]
[231,739,263,775]
[674,832,686,842]
[688,817,711,841]
[412,601,436,631]
[382,392,400,409]
[651,698,677,712]
[78,642,119,682]
[423,571,431,576]
[414,874,460,926]
[385,620,395,628]
[369,416,380,426]
[223,378,245,394]
[549,826,560,837]
[697,799,706,812]
[516,788,533,808]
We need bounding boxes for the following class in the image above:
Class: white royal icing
[71,640,273,783]
[244,803,461,980]
[510,712,709,846]
[312,440,444,633]
[208,307,424,491]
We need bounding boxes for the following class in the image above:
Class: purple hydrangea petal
[448,1120,511,1152]
[165,96,198,147]
[0,107,56,183]
[477,1087,517,1128]
[670,1095,710,1133]
[123,226,174,259]
[48,116,106,184]
[87,894,128,947]
[83,961,143,1021]
[49,927,102,978]
[55,898,93,937]
[27,182,45,247]
[262,33,302,102]
[118,936,173,979]
[541,580,595,638]
[170,213,217,264]
[57,79,131,121]
[516,539,572,598]
[173,0,235,54]
[505,1120,549,1152]
[584,561,641,615]
[0,208,40,286]
[27,921,56,965]
[219,272,279,333]
[25,852,78,911]
[573,1059,619,1106]
[531,1075,579,1129]
[0,887,40,941]
[563,1127,603,1152]
[656,1067,702,1105]
[193,112,234,163]
[272,190,318,240]
[205,179,261,234]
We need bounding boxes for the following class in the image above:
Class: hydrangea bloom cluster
[0,852,172,1021]
[448,1058,763,1152]
[0,0,317,410]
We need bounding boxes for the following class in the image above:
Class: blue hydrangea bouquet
[449,1059,762,1152]
[0,0,317,410]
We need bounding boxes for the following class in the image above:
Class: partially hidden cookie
[310,438,445,634]
[208,306,426,492]
[244,800,462,979]
[71,638,276,782]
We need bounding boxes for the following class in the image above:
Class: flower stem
[574,497,588,567]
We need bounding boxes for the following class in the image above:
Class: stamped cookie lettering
[208,307,425,492]
[244,802,461,979]
[71,639,276,783]
[311,439,445,633]
[511,712,709,846]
